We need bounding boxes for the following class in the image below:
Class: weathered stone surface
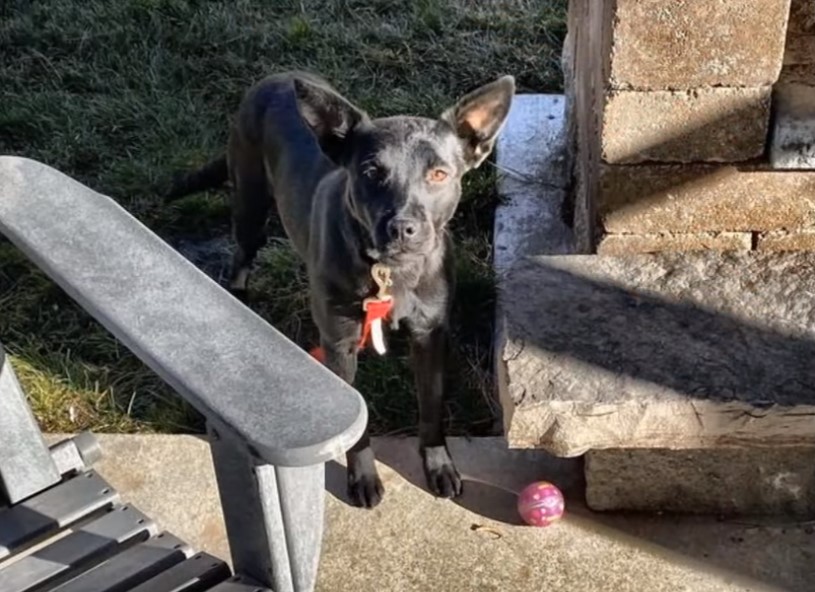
[607,0,791,89]
[585,447,815,517]
[779,63,815,85]
[499,252,815,457]
[770,84,815,169]
[602,88,771,164]
[599,164,815,234]
[596,232,752,255]
[567,0,793,250]
[789,0,815,35]
[757,230,815,251]
[784,35,815,65]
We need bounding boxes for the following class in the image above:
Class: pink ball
[517,481,565,527]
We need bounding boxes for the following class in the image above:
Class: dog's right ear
[293,78,367,166]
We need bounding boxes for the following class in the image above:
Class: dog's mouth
[367,247,420,264]
[366,242,429,266]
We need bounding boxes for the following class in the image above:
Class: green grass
[0,0,567,436]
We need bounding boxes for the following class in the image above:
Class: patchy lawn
[0,0,567,435]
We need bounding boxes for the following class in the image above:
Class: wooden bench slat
[0,156,367,467]
[0,504,153,592]
[126,552,231,592]
[0,471,118,560]
[51,532,190,592]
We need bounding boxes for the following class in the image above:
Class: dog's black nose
[387,216,419,242]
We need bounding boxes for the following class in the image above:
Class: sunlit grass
[0,0,567,435]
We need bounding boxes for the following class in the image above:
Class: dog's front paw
[422,445,463,499]
[347,469,385,509]
[347,445,384,508]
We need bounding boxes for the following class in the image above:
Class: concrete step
[492,93,573,277]
[46,434,814,592]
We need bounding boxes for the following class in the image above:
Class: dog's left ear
[294,78,368,166]
[442,75,515,169]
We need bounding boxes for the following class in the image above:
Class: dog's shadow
[325,437,584,525]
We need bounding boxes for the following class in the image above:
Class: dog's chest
[387,285,446,331]
[389,291,417,328]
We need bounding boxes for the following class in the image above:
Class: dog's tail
[164,154,229,201]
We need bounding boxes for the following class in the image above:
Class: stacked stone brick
[499,0,815,517]
[767,0,815,252]
[781,0,815,86]
[565,0,815,255]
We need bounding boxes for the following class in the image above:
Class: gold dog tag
[366,263,393,355]
[371,263,393,299]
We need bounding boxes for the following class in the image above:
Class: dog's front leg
[411,325,463,498]
[321,334,384,509]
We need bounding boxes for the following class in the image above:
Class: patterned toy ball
[517,481,565,527]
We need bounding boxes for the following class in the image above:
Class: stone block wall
[566,0,815,254]
[781,0,815,86]
[771,0,815,171]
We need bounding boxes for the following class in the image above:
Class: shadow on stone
[509,256,815,406]
[502,252,815,455]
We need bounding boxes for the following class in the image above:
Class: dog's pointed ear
[293,78,367,166]
[442,75,515,169]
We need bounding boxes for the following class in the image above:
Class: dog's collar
[309,264,394,364]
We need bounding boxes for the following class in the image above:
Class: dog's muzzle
[382,215,432,255]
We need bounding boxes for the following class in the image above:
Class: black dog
[167,71,515,507]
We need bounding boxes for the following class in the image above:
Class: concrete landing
[51,434,815,592]
[493,93,574,275]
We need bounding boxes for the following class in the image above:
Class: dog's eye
[427,168,449,183]
[362,164,385,182]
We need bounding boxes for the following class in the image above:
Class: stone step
[493,92,815,517]
[585,447,815,516]
[497,251,815,458]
